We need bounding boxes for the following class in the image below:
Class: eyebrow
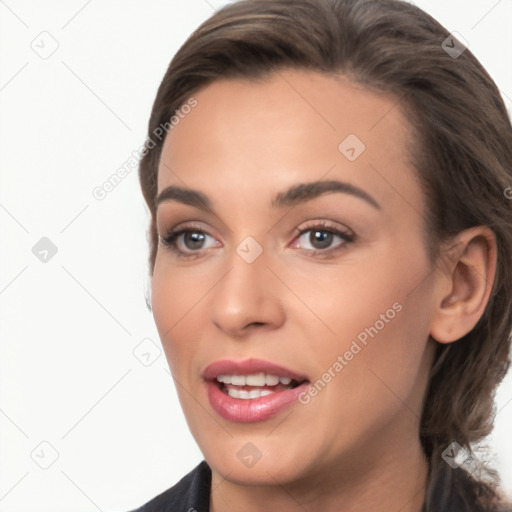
[155,180,381,211]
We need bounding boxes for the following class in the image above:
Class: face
[151,70,438,488]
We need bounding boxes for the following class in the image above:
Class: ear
[429,226,497,344]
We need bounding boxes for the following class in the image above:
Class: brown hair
[138,0,512,507]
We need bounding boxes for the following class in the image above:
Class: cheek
[326,304,433,449]
[287,236,432,347]
[150,259,207,376]
[291,239,434,412]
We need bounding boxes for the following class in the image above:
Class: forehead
[157,69,422,214]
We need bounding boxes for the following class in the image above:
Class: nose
[210,246,286,337]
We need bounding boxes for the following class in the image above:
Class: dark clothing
[130,459,511,512]
[130,461,211,512]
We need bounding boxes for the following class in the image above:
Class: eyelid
[291,219,354,239]
[158,220,212,239]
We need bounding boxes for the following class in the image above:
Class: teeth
[265,374,280,386]
[216,373,295,386]
[227,387,275,399]
[231,375,246,386]
[246,373,266,386]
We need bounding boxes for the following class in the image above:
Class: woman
[132,0,512,510]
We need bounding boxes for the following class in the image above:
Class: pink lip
[202,358,309,382]
[202,358,310,423]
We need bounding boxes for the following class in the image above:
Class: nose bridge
[210,237,285,334]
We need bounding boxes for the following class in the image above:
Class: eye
[290,221,355,256]
[159,220,355,259]
[159,225,220,258]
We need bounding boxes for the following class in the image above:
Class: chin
[200,434,315,484]
[210,454,307,486]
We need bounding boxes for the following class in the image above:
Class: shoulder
[128,460,212,512]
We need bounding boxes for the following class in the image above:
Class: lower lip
[205,380,310,423]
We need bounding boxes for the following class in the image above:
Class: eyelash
[159,220,355,260]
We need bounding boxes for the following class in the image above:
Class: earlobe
[429,227,497,344]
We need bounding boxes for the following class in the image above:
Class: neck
[209,433,428,512]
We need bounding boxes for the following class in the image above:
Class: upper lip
[202,358,310,382]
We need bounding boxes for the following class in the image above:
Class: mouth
[214,373,307,399]
[202,358,311,422]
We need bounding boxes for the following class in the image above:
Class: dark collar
[130,460,211,512]
[131,459,510,512]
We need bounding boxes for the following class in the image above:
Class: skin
[150,70,496,512]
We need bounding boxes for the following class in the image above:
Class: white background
[1,1,511,510]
